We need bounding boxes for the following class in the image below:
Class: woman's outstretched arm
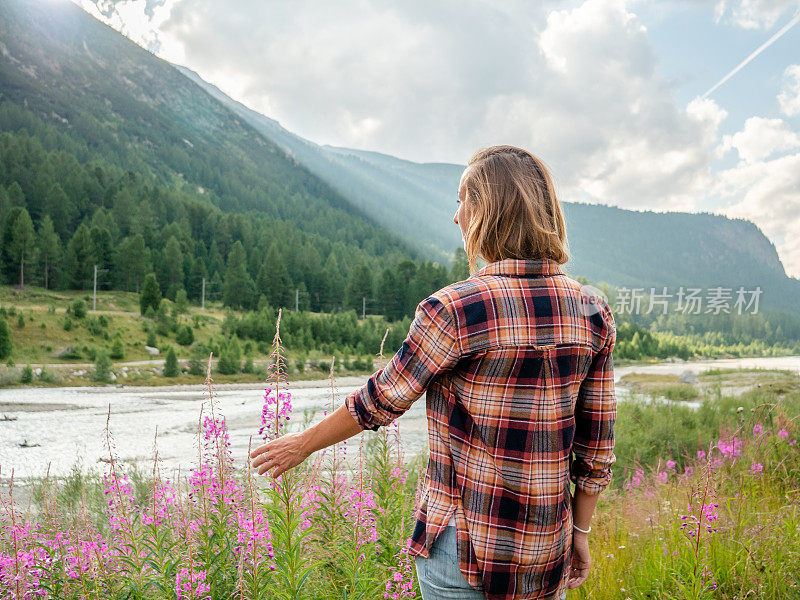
[250,403,362,478]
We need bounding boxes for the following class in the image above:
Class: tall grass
[1,319,798,598]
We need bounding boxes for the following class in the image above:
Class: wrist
[298,428,316,457]
[572,523,591,535]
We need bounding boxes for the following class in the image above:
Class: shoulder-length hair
[461,145,569,274]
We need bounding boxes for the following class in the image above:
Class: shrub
[20,364,33,384]
[242,356,255,374]
[164,347,180,378]
[175,288,189,315]
[92,351,112,383]
[98,315,109,328]
[71,300,87,319]
[0,319,11,360]
[140,273,162,316]
[216,337,242,375]
[110,335,125,360]
[17,314,25,328]
[146,329,157,348]
[176,324,195,346]
[86,318,103,336]
[63,317,73,331]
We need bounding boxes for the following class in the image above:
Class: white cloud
[778,64,800,116]
[713,0,800,29]
[718,116,800,162]
[479,0,726,210]
[716,152,800,277]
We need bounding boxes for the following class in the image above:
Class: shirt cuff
[345,387,380,432]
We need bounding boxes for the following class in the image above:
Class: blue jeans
[414,526,567,600]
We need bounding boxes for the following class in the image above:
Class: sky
[72,0,800,278]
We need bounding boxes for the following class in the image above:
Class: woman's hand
[250,432,311,478]
[566,531,591,589]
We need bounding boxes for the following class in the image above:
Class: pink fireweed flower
[697,449,706,461]
[624,469,645,491]
[717,438,743,459]
[752,424,763,437]
[749,462,764,476]
[175,567,211,600]
[142,480,178,526]
[655,471,668,484]
[384,538,416,599]
[666,460,676,471]
[345,485,380,562]
[778,429,789,440]
[680,502,719,538]
[260,387,293,441]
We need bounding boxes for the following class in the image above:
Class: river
[1,356,799,480]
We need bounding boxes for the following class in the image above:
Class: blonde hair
[461,145,569,274]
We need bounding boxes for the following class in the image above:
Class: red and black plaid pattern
[345,258,617,600]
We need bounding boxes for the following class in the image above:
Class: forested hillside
[180,65,800,318]
[0,0,455,316]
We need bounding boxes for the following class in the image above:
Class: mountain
[0,0,411,259]
[176,66,462,264]
[178,70,800,317]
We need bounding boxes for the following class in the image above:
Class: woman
[250,145,617,600]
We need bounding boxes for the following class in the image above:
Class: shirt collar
[471,257,565,279]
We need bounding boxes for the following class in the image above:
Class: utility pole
[296,289,299,312]
[201,277,206,313]
[92,265,108,311]
[362,296,366,320]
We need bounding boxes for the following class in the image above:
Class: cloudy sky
[73,0,800,277]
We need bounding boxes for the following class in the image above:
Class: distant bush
[0,319,11,360]
[164,347,180,378]
[176,324,194,346]
[63,317,73,332]
[17,314,25,328]
[110,335,125,360]
[20,365,33,384]
[86,318,103,336]
[71,300,87,319]
[146,329,157,348]
[216,337,241,375]
[174,289,189,315]
[98,315,109,328]
[140,274,162,316]
[92,351,112,383]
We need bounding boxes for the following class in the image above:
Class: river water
[1,355,799,480]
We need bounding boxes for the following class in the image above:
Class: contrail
[702,9,800,99]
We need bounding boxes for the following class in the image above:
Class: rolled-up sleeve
[345,295,460,431]
[570,306,617,495]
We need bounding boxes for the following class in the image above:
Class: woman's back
[346,256,617,599]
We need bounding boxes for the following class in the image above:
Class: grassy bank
[1,344,798,598]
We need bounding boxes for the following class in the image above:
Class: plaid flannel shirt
[345,258,617,600]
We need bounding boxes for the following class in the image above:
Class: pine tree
[2,207,35,286]
[345,261,374,315]
[140,273,162,316]
[164,347,180,377]
[223,241,255,309]
[175,288,189,314]
[450,247,470,281]
[0,319,11,360]
[257,243,293,309]
[115,235,150,292]
[37,215,61,290]
[64,224,94,289]
[160,236,184,301]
